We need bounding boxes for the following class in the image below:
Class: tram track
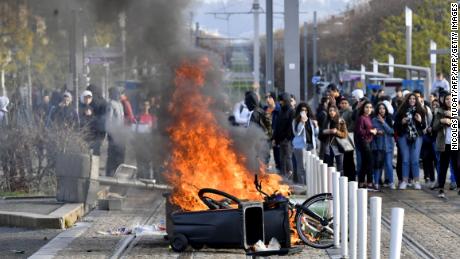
[377,187,460,259]
[110,197,165,259]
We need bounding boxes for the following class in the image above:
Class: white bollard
[339,176,349,258]
[306,151,312,197]
[328,167,335,193]
[311,156,316,196]
[389,208,404,259]
[348,181,358,259]
[321,163,328,193]
[370,197,382,259]
[332,172,341,248]
[315,158,321,195]
[357,189,368,259]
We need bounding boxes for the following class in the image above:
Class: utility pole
[195,22,200,47]
[265,0,274,93]
[430,40,437,82]
[388,54,394,78]
[284,0,300,100]
[303,21,308,100]
[69,8,83,112]
[253,0,260,90]
[313,11,318,77]
[405,6,412,80]
[119,12,127,82]
[27,56,32,108]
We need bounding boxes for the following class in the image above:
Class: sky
[189,0,358,38]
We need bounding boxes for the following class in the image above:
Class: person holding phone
[292,103,318,185]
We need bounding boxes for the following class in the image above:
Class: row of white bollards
[304,152,405,259]
[305,151,331,197]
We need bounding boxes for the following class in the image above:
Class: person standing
[105,87,125,177]
[79,90,99,152]
[35,90,51,124]
[432,72,450,93]
[245,91,272,165]
[48,92,79,129]
[339,96,356,181]
[292,102,318,185]
[86,84,107,156]
[371,103,395,190]
[432,93,459,197]
[355,101,377,188]
[264,91,281,172]
[394,94,426,189]
[134,100,155,179]
[273,93,295,178]
[120,91,136,126]
[319,105,348,174]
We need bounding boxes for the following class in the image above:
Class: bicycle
[197,175,334,249]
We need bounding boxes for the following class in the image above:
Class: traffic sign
[85,57,116,65]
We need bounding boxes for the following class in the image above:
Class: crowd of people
[0,84,158,180]
[234,72,459,198]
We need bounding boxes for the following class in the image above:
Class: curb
[0,203,84,229]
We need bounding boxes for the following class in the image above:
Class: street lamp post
[430,40,437,82]
[253,0,260,90]
[119,12,126,82]
[313,11,318,76]
[304,21,308,100]
[405,6,412,80]
[265,0,274,93]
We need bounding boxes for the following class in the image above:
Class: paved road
[4,182,458,258]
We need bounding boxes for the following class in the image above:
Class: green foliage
[371,0,450,76]
[0,3,60,90]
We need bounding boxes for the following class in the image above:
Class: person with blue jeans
[371,103,395,190]
[394,93,426,189]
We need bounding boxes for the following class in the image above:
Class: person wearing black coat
[245,91,272,165]
[272,93,295,178]
[86,84,108,155]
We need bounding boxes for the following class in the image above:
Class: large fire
[165,58,290,212]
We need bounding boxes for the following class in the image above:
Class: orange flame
[165,58,289,212]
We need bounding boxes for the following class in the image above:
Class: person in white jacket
[292,102,319,185]
[232,99,251,127]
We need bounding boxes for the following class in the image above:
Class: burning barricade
[162,58,333,254]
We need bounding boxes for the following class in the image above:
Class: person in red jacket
[120,92,136,126]
[355,101,378,188]
[134,100,156,179]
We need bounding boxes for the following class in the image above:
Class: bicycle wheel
[295,193,334,249]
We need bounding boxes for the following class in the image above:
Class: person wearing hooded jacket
[244,91,272,165]
[272,93,295,178]
[86,84,108,155]
[105,87,125,177]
